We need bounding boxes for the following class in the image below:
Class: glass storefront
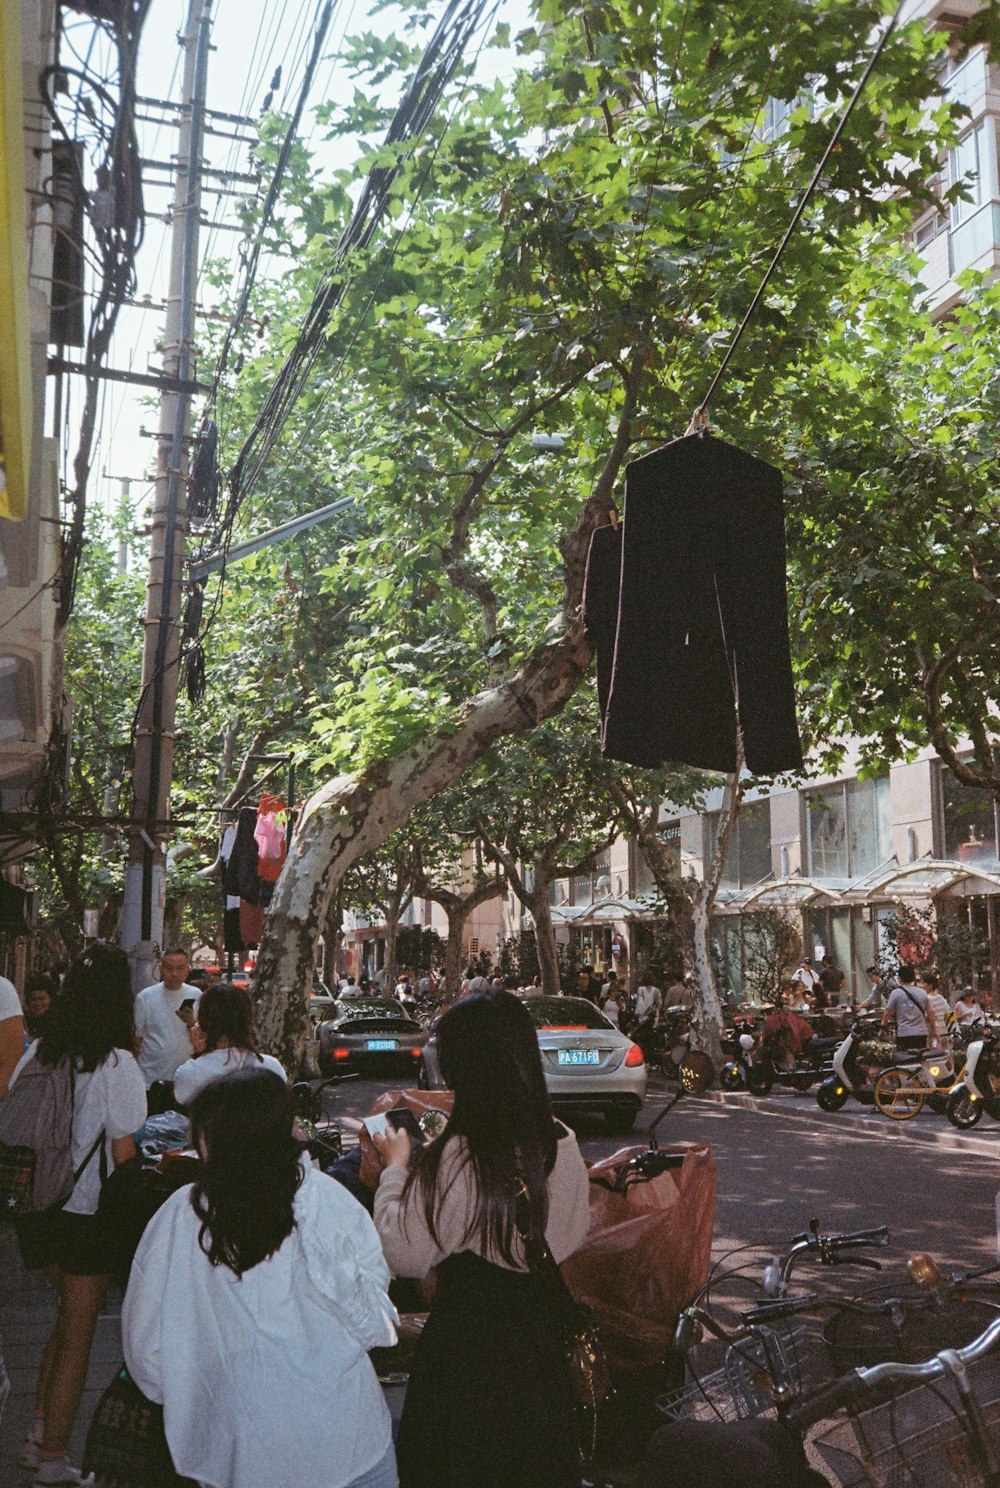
[705,798,772,889]
[805,776,890,880]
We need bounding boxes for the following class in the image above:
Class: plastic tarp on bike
[561,1141,717,1372]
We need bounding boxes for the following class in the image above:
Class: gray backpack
[0,1053,104,1216]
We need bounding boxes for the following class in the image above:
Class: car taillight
[410,1047,422,1057]
[333,1048,350,1060]
[624,1043,645,1067]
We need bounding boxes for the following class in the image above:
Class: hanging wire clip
[685,405,711,438]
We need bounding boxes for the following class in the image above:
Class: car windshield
[333,998,415,1024]
[522,996,611,1031]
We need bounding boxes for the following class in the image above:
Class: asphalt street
[336,1070,1000,1275]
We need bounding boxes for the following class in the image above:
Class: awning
[855,859,1000,901]
[727,876,843,912]
[0,0,32,520]
[548,894,658,927]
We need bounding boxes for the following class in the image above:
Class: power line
[693,0,908,420]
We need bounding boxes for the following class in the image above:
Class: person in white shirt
[794,958,821,993]
[13,944,147,1487]
[954,989,985,1027]
[917,972,954,1047]
[173,981,286,1107]
[0,971,24,1100]
[634,976,663,1025]
[123,1067,397,1488]
[134,948,199,1097]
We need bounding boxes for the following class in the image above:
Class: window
[938,766,999,867]
[633,820,680,896]
[805,777,890,881]
[705,799,772,889]
[0,654,35,743]
[949,123,987,227]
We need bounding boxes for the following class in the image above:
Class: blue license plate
[367,1039,396,1051]
[557,1049,600,1066]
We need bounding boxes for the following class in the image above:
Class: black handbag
[517,1193,613,1460]
[82,1364,197,1488]
[98,1154,198,1278]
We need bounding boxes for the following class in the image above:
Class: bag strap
[67,1059,108,1188]
[515,1186,577,1308]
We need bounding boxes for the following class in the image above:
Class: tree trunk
[689,887,726,1067]
[383,897,402,993]
[529,886,562,994]
[254,366,642,1071]
[443,908,465,1004]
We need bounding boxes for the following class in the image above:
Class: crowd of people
[1,946,594,1488]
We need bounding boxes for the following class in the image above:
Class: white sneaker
[19,1418,44,1470]
[32,1457,95,1485]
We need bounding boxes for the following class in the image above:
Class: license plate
[557,1049,600,1066]
[367,1039,396,1051]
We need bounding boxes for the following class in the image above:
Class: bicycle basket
[657,1325,811,1425]
[814,1355,1000,1487]
[824,1292,1000,1374]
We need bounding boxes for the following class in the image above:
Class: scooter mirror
[739,1033,756,1051]
[679,1050,713,1094]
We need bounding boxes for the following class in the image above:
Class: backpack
[0,1053,104,1217]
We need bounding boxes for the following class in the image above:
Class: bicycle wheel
[823,1278,1000,1371]
[873,1067,926,1120]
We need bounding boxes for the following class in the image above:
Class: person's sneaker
[32,1456,94,1485]
[18,1417,45,1469]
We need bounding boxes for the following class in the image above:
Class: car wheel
[604,1107,638,1134]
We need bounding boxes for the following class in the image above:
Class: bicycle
[872,1046,958,1120]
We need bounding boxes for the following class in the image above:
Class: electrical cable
[692,0,908,420]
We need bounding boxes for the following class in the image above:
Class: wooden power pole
[121,0,212,989]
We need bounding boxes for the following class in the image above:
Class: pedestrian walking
[134,948,200,1113]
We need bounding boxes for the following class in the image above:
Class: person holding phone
[173,981,286,1108]
[372,990,590,1488]
[134,949,200,1112]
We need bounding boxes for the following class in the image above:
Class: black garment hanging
[592,433,803,776]
[582,520,622,727]
[223,807,260,903]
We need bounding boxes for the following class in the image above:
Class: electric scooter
[946,1024,1000,1129]
[815,1016,885,1112]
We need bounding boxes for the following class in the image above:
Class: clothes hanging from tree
[584,433,803,775]
[224,807,260,903]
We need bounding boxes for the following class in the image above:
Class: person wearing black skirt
[373,990,591,1488]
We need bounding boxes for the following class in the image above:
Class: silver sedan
[419,994,647,1133]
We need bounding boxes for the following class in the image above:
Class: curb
[678,1085,1000,1159]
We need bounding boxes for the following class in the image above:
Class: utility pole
[121,0,212,990]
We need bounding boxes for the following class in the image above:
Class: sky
[66,0,530,536]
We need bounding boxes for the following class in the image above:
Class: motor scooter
[744,1028,840,1097]
[815,1017,884,1111]
[720,1021,758,1091]
[946,1024,1000,1128]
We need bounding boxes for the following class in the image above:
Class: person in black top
[818,956,845,1008]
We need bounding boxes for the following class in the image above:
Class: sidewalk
[0,1224,125,1482]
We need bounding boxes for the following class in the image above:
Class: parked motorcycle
[720,1022,758,1091]
[946,1024,1000,1128]
[815,1016,885,1112]
[742,1026,840,1096]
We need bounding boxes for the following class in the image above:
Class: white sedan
[419,994,647,1133]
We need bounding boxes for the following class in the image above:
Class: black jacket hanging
[223,806,261,904]
[593,433,803,776]
[582,521,622,728]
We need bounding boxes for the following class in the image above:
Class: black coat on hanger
[589,433,802,776]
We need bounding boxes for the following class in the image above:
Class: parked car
[309,978,337,1024]
[419,994,647,1132]
[316,997,428,1076]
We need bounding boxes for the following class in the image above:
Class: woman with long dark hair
[13,943,147,1486]
[122,1067,398,1488]
[373,989,591,1488]
[172,980,285,1106]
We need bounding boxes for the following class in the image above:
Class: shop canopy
[848,859,1000,902]
[547,894,657,927]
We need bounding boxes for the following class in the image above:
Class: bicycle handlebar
[789,1311,1000,1431]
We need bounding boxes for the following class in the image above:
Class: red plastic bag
[561,1141,716,1371]
[357,1088,454,1191]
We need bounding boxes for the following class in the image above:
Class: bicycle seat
[891,1050,921,1064]
[924,1048,951,1061]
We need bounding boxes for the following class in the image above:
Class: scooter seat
[808,1037,839,1053]
[891,1050,920,1064]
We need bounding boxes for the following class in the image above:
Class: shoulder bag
[82,1364,197,1488]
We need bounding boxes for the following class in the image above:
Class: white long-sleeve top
[374,1124,591,1279]
[123,1162,397,1488]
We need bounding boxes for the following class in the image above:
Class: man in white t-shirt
[0,972,24,1100]
[634,979,663,1025]
[135,949,200,1096]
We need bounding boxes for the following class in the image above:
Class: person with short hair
[123,1068,398,1488]
[173,981,286,1107]
[882,964,938,1051]
[954,988,985,1027]
[861,965,896,1012]
[134,949,200,1109]
[24,975,56,1042]
[634,973,663,1026]
[818,956,845,1007]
